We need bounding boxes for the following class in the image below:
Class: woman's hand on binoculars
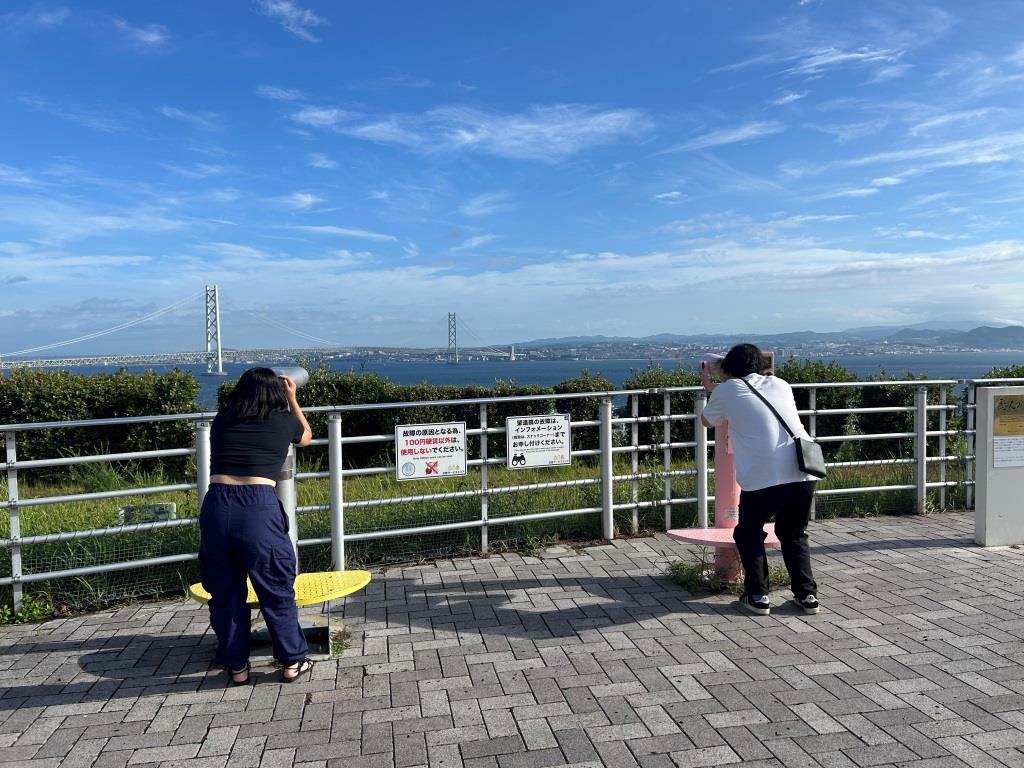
[280,376,299,401]
[700,363,717,392]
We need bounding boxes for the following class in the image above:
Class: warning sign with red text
[395,422,467,481]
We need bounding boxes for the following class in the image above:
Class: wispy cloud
[293,103,650,162]
[817,186,879,199]
[0,195,184,242]
[1,5,70,29]
[113,17,169,49]
[351,73,432,90]
[255,0,326,42]
[367,190,389,200]
[664,121,785,153]
[256,85,305,101]
[771,91,808,106]
[280,191,323,210]
[18,95,128,133]
[290,106,357,127]
[786,46,902,78]
[452,234,498,252]
[871,176,904,187]
[873,225,962,241]
[160,105,220,131]
[461,191,515,217]
[652,191,685,203]
[161,162,227,179]
[0,164,36,185]
[1010,44,1024,68]
[306,152,337,169]
[910,108,1003,136]
[809,118,888,144]
[293,225,399,243]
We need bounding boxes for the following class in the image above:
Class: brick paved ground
[3,511,1024,767]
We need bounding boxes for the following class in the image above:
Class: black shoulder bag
[739,378,827,479]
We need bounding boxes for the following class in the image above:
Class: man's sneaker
[738,593,770,615]
[794,594,819,615]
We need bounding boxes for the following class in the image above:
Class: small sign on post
[506,414,571,470]
[395,422,467,481]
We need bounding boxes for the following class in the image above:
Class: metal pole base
[247,615,337,663]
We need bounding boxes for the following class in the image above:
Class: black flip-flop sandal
[228,663,251,686]
[281,658,313,683]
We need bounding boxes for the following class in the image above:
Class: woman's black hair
[222,367,288,419]
[720,343,767,378]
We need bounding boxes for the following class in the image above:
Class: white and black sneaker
[738,593,770,616]
[794,594,819,615]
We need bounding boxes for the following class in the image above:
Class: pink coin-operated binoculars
[667,352,779,581]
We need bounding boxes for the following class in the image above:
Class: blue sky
[2,1,1023,354]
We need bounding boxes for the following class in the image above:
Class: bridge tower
[204,285,226,376]
[448,312,458,364]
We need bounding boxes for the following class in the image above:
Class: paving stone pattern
[3,512,1024,767]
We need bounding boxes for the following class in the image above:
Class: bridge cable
[241,310,346,348]
[1,293,202,358]
[455,315,505,356]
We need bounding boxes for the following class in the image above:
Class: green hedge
[0,368,200,480]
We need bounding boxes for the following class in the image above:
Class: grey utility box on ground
[976,385,1024,546]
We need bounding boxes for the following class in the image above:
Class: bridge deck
[3,511,1022,767]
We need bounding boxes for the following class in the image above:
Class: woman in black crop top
[199,367,313,685]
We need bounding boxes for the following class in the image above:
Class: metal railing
[1,377,1014,612]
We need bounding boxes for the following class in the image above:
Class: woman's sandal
[228,663,251,686]
[281,658,313,683]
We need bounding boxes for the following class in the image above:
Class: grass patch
[667,550,792,595]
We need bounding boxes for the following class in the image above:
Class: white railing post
[479,403,489,553]
[966,382,976,509]
[630,394,639,534]
[195,420,211,508]
[662,391,672,530]
[808,387,817,520]
[600,396,614,540]
[915,386,928,514]
[328,414,345,571]
[695,394,708,528]
[5,432,22,613]
[939,384,947,510]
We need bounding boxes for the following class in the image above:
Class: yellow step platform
[188,570,372,608]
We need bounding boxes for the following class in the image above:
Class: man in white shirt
[701,343,820,616]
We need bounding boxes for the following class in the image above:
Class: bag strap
[737,377,798,439]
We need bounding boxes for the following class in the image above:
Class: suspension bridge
[0,286,517,371]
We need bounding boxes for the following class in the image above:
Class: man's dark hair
[222,367,288,419]
[721,343,767,378]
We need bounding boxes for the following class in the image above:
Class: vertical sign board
[506,414,571,469]
[976,386,1024,546]
[395,422,467,481]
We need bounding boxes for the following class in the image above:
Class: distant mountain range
[519,321,1024,350]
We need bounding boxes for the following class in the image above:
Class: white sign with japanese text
[506,414,571,469]
[395,422,467,481]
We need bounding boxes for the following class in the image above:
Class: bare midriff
[210,474,276,487]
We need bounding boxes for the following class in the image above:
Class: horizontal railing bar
[1,483,194,509]
[1,516,198,547]
[816,484,916,496]
[0,552,197,586]
[0,448,195,471]
[344,477,604,508]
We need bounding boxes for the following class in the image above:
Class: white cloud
[256,85,305,101]
[281,191,323,210]
[786,46,902,77]
[161,163,227,179]
[1008,44,1024,68]
[293,225,399,243]
[771,91,809,106]
[0,164,35,185]
[871,176,903,187]
[910,108,1003,136]
[113,17,169,48]
[352,73,432,89]
[461,191,515,217]
[18,95,128,133]
[0,195,184,242]
[198,242,272,260]
[255,0,326,42]
[873,226,961,241]
[664,121,785,153]
[160,105,219,130]
[296,103,650,162]
[652,191,684,202]
[367,190,389,200]
[452,234,498,252]
[817,187,879,199]
[1,6,70,29]
[290,106,357,128]
[809,119,888,144]
[306,152,338,169]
